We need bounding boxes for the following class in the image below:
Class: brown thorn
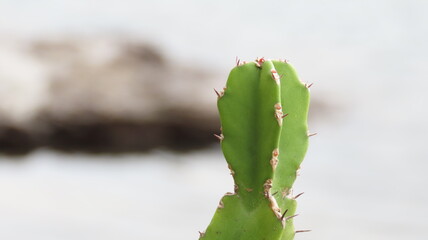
[293,192,305,200]
[213,88,221,97]
[295,230,311,234]
[305,83,314,88]
[279,74,284,79]
[272,191,279,196]
[235,56,240,66]
[280,209,289,220]
[282,113,289,119]
[308,132,318,137]
[198,231,205,238]
[284,214,299,221]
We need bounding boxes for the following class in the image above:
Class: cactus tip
[255,57,265,68]
[256,57,265,63]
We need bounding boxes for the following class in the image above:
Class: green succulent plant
[200,58,313,240]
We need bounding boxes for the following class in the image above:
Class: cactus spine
[200,58,312,240]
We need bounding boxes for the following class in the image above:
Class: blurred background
[0,0,427,239]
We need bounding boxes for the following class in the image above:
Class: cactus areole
[200,58,313,240]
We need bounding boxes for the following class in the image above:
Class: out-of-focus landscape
[1,1,427,239]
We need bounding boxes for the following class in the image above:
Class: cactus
[200,58,313,240]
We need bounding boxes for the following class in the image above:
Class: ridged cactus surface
[200,58,312,240]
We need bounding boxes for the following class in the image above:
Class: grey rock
[0,37,221,154]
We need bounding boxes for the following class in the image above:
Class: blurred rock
[0,37,220,154]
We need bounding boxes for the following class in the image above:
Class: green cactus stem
[200,58,313,240]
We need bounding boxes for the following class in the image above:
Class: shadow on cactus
[200,58,314,240]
